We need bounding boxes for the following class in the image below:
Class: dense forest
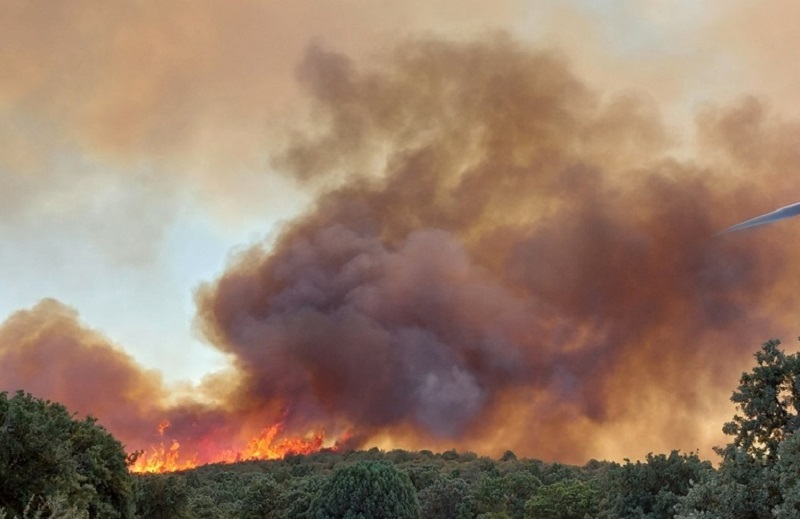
[4,339,800,519]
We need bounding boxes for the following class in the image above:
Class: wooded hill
[3,338,800,518]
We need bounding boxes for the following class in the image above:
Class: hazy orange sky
[3,0,800,464]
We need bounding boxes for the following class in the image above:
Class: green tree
[721,339,800,463]
[524,479,599,519]
[471,475,507,516]
[240,474,282,519]
[418,476,470,519]
[311,461,420,519]
[187,493,225,519]
[599,451,712,519]
[279,475,325,519]
[500,451,518,463]
[773,432,800,519]
[132,475,190,519]
[0,391,133,518]
[501,470,541,519]
[675,339,800,519]
[675,447,774,519]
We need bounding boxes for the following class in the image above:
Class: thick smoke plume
[4,35,800,463]
[195,36,800,461]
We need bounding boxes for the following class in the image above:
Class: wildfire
[238,422,324,461]
[129,420,327,474]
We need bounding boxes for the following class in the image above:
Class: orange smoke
[3,35,800,466]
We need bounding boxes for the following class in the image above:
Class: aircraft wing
[717,201,800,236]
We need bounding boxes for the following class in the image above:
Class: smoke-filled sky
[3,0,800,464]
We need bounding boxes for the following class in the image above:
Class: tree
[501,470,541,519]
[674,448,774,519]
[0,391,133,518]
[721,339,800,463]
[239,474,282,519]
[598,451,712,519]
[471,475,507,516]
[772,432,800,519]
[278,475,325,519]
[500,451,518,463]
[310,461,420,519]
[132,475,190,519]
[675,339,800,519]
[524,479,599,519]
[418,476,470,519]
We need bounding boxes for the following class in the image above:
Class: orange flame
[130,420,328,473]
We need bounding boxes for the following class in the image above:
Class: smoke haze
[3,3,800,464]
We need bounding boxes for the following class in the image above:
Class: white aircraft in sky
[717,201,800,235]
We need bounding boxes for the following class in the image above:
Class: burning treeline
[2,35,800,468]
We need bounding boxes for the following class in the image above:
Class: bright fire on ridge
[130,420,327,474]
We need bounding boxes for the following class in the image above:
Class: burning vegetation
[129,420,326,474]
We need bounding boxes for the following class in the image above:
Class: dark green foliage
[0,391,133,518]
[772,433,800,519]
[278,474,324,519]
[721,339,800,463]
[310,461,420,519]
[405,464,439,491]
[187,493,224,519]
[133,475,191,519]
[441,449,460,461]
[524,479,599,519]
[675,447,775,519]
[500,450,518,462]
[540,463,582,485]
[124,446,668,519]
[418,477,470,519]
[471,475,507,516]
[598,451,712,519]
[675,339,800,518]
[501,470,542,519]
[239,475,281,519]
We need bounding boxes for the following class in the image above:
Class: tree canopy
[310,461,420,519]
[721,338,800,462]
[0,391,134,518]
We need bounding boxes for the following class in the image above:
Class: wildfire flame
[129,420,328,474]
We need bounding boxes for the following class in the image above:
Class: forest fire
[130,421,327,474]
[5,32,800,468]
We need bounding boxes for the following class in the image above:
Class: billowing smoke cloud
[4,34,800,464]
[194,36,800,461]
[0,299,166,446]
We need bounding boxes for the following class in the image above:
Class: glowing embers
[129,420,326,473]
